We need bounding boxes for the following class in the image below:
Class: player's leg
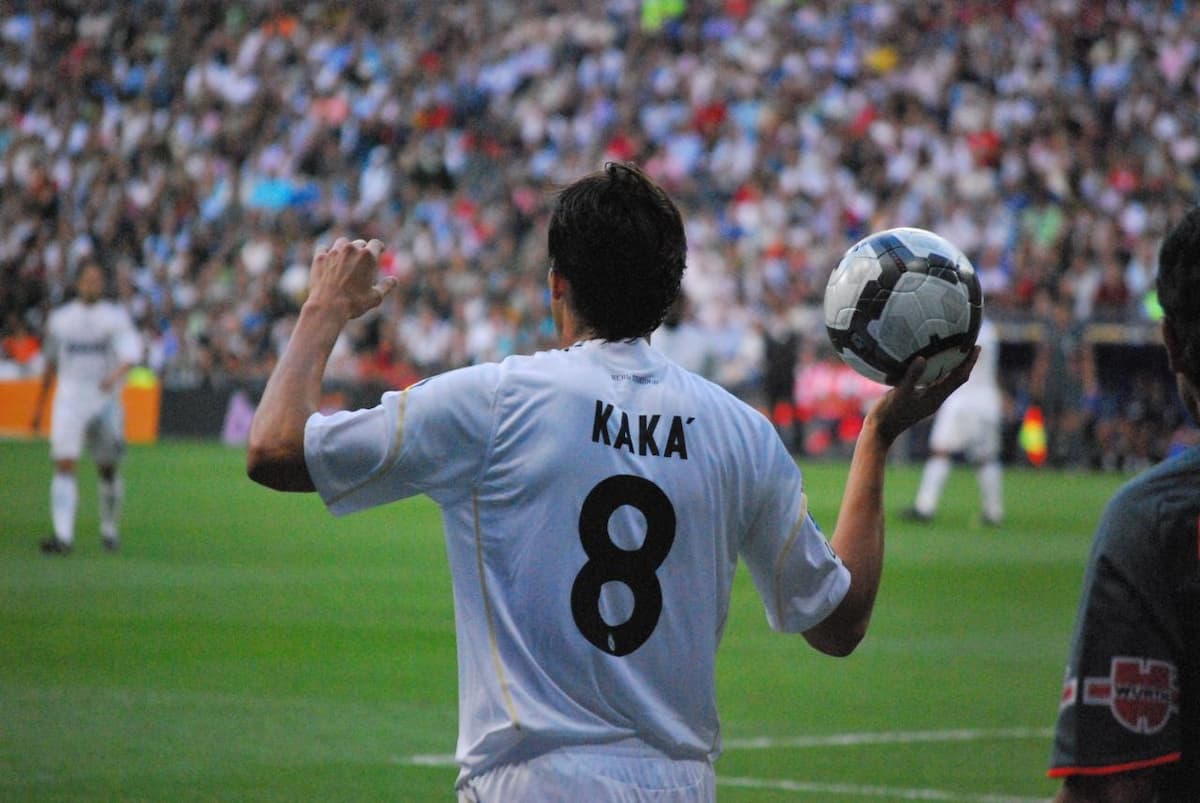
[44,398,85,553]
[976,460,1004,525]
[96,463,123,550]
[910,452,952,520]
[91,399,126,551]
[972,405,1004,526]
[47,460,79,553]
[907,399,964,520]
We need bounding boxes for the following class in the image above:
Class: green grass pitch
[0,439,1128,801]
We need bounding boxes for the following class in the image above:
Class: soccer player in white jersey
[247,163,975,801]
[33,263,142,554]
[903,316,1004,525]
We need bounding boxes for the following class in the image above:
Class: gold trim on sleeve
[773,492,810,628]
[473,490,522,730]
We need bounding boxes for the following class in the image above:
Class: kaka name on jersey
[591,400,693,460]
[66,340,109,354]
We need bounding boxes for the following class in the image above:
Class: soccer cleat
[981,514,1004,528]
[900,507,933,523]
[40,536,72,555]
[102,535,120,553]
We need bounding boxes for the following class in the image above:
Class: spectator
[1,1,1195,464]
[1091,254,1132,321]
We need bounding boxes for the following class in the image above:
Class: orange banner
[0,378,160,443]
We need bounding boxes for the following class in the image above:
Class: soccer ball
[823,227,982,386]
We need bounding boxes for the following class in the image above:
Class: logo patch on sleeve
[1081,657,1178,734]
[1059,675,1077,711]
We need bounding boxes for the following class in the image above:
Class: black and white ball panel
[824,228,983,385]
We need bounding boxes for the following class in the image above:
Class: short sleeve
[739,429,850,633]
[304,364,501,516]
[1049,494,1183,778]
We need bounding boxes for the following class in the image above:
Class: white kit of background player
[35,264,142,554]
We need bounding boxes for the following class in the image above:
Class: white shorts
[50,390,125,464]
[927,387,1000,463]
[458,742,715,803]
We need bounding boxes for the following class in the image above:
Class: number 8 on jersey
[571,474,677,657]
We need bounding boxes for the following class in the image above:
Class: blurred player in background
[903,316,1004,525]
[1031,293,1096,468]
[246,163,974,802]
[1049,207,1200,801]
[33,263,142,554]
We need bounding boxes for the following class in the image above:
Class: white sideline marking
[723,725,1054,751]
[400,725,1054,765]
[718,776,1047,802]
[397,726,1055,800]
[402,753,456,766]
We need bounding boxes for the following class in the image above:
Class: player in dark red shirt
[1049,207,1200,801]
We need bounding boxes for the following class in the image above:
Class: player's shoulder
[50,299,80,316]
[656,356,782,449]
[98,299,133,320]
[411,349,583,397]
[1097,446,1200,552]
[1111,446,1200,507]
[489,341,613,379]
[406,360,503,397]
[485,346,600,397]
[47,300,83,328]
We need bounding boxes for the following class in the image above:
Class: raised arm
[246,238,396,492]
[803,349,978,656]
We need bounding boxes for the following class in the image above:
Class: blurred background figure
[904,317,1004,525]
[651,293,715,379]
[1031,294,1097,469]
[32,263,142,554]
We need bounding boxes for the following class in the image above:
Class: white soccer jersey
[927,318,1002,458]
[962,317,999,394]
[44,299,141,396]
[304,339,849,786]
[44,298,142,461]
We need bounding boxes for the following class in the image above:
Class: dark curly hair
[548,162,686,341]
[1157,206,1200,379]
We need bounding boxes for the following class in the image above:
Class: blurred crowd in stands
[2,0,1198,467]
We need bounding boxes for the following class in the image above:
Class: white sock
[978,461,1004,522]
[914,456,951,516]
[100,474,124,541]
[51,473,78,545]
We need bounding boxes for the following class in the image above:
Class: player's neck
[557,312,597,348]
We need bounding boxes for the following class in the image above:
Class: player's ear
[1163,317,1183,374]
[548,268,569,302]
